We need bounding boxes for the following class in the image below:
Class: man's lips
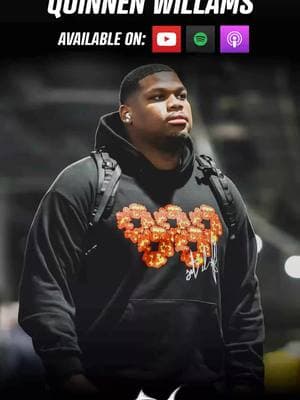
[167,114,188,125]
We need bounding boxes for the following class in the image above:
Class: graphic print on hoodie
[116,203,223,277]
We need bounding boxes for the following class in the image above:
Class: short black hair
[119,64,175,104]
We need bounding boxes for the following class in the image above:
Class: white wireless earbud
[125,112,132,123]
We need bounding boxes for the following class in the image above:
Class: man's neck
[126,129,182,170]
[139,146,180,170]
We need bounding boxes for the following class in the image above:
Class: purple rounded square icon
[220,25,249,53]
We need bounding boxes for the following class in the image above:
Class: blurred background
[0,52,300,394]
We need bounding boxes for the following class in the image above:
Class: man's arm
[18,182,97,392]
[221,183,265,393]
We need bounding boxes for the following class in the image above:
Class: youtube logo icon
[157,32,177,47]
[152,26,181,53]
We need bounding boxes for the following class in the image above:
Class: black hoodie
[18,112,264,393]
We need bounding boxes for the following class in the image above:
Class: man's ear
[119,105,133,124]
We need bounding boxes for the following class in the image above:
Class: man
[18,64,264,399]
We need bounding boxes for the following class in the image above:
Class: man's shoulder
[48,156,97,206]
[195,155,248,228]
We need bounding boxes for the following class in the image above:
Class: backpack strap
[89,150,121,225]
[83,149,121,258]
[196,154,237,240]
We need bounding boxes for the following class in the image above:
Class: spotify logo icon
[186,26,215,53]
[193,32,208,47]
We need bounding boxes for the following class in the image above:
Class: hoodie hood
[94,111,195,185]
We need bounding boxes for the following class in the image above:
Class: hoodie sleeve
[18,186,89,382]
[221,181,265,393]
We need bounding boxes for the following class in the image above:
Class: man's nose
[167,94,183,110]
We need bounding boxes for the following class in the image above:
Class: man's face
[126,71,193,149]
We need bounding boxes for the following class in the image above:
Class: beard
[156,131,189,154]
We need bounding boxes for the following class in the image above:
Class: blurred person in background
[18,64,265,399]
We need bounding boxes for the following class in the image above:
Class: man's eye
[178,93,187,100]
[151,95,164,101]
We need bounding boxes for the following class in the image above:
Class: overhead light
[256,234,263,253]
[284,256,300,279]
